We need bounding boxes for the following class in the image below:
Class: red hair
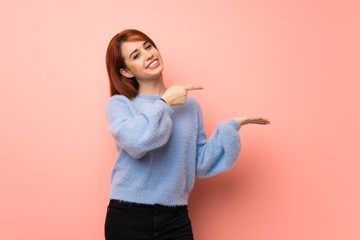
[105,29,158,98]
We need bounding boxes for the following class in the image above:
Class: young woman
[104,29,270,240]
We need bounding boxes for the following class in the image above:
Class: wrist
[229,119,241,131]
[159,97,168,105]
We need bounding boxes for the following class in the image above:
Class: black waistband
[109,199,187,209]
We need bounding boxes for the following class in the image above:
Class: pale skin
[119,40,270,127]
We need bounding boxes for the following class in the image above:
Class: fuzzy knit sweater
[105,93,241,206]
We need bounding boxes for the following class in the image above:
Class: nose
[145,50,153,60]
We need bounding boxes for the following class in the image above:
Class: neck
[138,76,167,96]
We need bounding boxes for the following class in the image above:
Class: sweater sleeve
[195,106,241,178]
[105,95,174,159]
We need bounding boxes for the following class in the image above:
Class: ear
[119,68,134,78]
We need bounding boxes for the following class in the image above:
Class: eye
[145,43,152,50]
[133,53,140,60]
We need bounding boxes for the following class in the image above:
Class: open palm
[233,117,270,126]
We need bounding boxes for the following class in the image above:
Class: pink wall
[1,0,359,239]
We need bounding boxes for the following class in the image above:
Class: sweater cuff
[227,119,241,131]
[157,99,174,115]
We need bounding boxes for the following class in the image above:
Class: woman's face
[120,40,164,81]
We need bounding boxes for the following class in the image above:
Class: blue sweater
[105,93,241,206]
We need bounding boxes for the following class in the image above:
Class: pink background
[1,0,359,239]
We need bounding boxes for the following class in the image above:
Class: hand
[233,116,270,126]
[161,84,204,106]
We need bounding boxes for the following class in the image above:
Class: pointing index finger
[185,85,204,91]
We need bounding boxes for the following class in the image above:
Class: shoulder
[105,95,134,114]
[106,94,133,107]
[177,95,202,117]
[107,94,131,104]
[185,95,201,108]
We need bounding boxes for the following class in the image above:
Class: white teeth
[148,60,158,68]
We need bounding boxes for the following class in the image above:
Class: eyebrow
[128,41,149,59]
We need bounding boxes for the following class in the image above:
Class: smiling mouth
[146,59,159,69]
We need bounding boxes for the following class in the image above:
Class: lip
[146,59,160,69]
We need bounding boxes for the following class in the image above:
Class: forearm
[107,98,174,159]
[196,119,241,178]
